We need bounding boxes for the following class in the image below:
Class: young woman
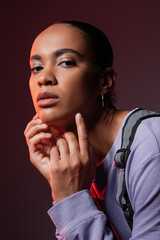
[24,21,160,240]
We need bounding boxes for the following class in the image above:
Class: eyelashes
[58,60,77,67]
[31,66,44,73]
[30,60,77,74]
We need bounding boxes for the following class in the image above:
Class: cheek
[59,72,98,117]
[29,78,35,96]
[29,79,37,106]
[29,78,33,95]
[61,79,88,107]
[61,69,97,98]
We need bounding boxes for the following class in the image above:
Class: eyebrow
[30,55,42,61]
[53,48,82,58]
[30,48,83,62]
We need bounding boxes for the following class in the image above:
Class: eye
[59,60,76,68]
[31,66,43,73]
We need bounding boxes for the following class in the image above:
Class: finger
[50,126,64,139]
[50,145,61,166]
[33,114,39,120]
[25,123,48,145]
[56,137,70,158]
[75,113,89,156]
[64,132,80,154]
[41,139,54,146]
[29,132,52,153]
[24,118,43,135]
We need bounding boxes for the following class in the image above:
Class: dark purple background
[1,1,160,239]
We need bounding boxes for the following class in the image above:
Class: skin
[29,24,100,129]
[24,23,129,202]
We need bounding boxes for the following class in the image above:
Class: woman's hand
[24,114,53,182]
[49,113,96,202]
[24,113,96,202]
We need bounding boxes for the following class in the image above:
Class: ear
[99,67,116,94]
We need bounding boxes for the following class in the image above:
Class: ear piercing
[101,93,105,108]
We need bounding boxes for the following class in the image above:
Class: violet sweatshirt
[48,109,160,239]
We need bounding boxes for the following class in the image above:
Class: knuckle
[64,132,76,143]
[50,163,59,173]
[28,138,33,145]
[24,125,30,135]
[65,132,75,140]
[57,137,66,145]
[52,162,68,173]
[80,133,88,141]
[70,156,81,169]
[36,125,42,133]
[30,157,35,165]
[61,164,68,172]
[40,132,47,138]
[83,159,90,167]
[50,145,57,155]
[25,131,29,139]
[72,161,80,170]
[81,154,89,163]
[29,152,36,164]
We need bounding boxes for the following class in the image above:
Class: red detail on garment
[90,184,103,211]
[91,181,106,199]
[110,223,120,240]
[90,181,119,240]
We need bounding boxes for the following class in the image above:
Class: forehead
[31,24,90,57]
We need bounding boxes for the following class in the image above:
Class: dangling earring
[101,93,105,108]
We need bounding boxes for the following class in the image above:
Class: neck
[87,108,129,165]
[59,106,129,166]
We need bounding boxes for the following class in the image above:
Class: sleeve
[126,122,160,240]
[47,190,114,240]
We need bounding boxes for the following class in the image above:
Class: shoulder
[142,116,160,146]
[124,109,160,159]
[125,111,160,189]
[124,113,160,238]
[131,114,160,157]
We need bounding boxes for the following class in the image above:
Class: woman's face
[29,24,100,128]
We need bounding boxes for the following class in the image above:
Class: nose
[37,68,57,87]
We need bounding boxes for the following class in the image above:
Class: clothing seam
[129,151,160,183]
[127,120,160,196]
[127,152,160,209]
[142,121,160,151]
[59,211,106,239]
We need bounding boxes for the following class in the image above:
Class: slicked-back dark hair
[57,20,113,68]
[56,20,116,110]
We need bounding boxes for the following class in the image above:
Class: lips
[37,91,59,107]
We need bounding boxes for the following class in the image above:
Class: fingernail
[46,133,52,137]
[76,113,82,120]
[36,119,42,123]
[41,123,47,127]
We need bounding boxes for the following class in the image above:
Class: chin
[37,108,75,128]
[37,110,59,125]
